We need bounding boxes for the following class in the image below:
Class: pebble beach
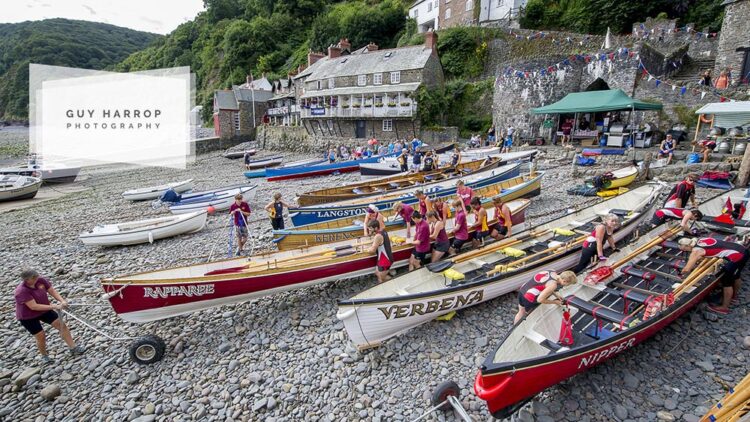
[0,128,748,422]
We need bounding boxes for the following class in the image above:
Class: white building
[479,0,526,25]
[409,0,440,33]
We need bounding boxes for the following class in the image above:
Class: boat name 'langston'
[377,290,484,320]
[143,284,215,299]
[577,337,636,369]
[314,209,365,219]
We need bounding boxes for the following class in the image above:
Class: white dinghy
[80,210,208,246]
[122,179,194,201]
[0,175,43,202]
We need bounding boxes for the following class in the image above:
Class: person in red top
[366,220,393,283]
[515,270,577,323]
[573,213,620,273]
[427,211,450,262]
[432,197,452,221]
[15,269,85,363]
[650,208,703,233]
[229,193,251,256]
[449,199,470,255]
[392,201,415,238]
[490,196,513,240]
[415,190,432,217]
[409,211,432,270]
[664,174,698,208]
[456,180,474,211]
[678,237,749,314]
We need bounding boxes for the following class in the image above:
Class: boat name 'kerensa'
[143,284,215,299]
[377,290,484,319]
[577,337,636,369]
[314,232,358,243]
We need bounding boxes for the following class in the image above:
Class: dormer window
[390,71,401,84]
[358,75,367,86]
[373,73,383,85]
[316,80,322,90]
[328,78,335,89]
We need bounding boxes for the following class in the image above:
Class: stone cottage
[213,77,273,139]
[293,33,444,140]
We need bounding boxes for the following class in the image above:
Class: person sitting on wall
[697,139,716,163]
[657,134,675,165]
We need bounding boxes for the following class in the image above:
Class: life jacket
[696,238,746,263]
[521,271,555,303]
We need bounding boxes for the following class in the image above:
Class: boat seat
[602,287,652,310]
[470,258,490,267]
[565,296,633,328]
[527,243,549,253]
[523,330,568,353]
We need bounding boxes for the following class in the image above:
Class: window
[497,0,504,6]
[316,80,322,90]
[413,8,418,18]
[427,2,432,11]
[466,0,473,11]
[358,75,367,86]
[373,73,383,85]
[328,78,335,89]
[445,8,451,19]
[233,112,240,131]
[383,119,393,132]
[390,71,401,84]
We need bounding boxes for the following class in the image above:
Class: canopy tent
[695,101,750,128]
[531,89,663,114]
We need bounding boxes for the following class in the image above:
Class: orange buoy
[207,206,216,215]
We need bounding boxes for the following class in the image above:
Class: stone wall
[639,43,689,78]
[192,136,247,155]
[439,0,477,28]
[715,0,750,85]
[302,118,420,140]
[216,110,235,140]
[422,126,459,143]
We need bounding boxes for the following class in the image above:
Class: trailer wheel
[431,380,460,410]
[129,336,166,365]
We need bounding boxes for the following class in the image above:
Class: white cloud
[3,0,205,34]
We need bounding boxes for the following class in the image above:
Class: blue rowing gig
[266,154,392,181]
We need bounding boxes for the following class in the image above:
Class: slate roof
[302,45,434,82]
[232,86,274,103]
[214,90,238,110]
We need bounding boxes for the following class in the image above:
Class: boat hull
[335,197,655,348]
[0,176,42,202]
[475,274,718,419]
[608,167,638,189]
[168,185,257,214]
[358,163,403,177]
[122,179,194,201]
[245,155,283,169]
[266,155,387,181]
[80,211,208,246]
[288,164,523,227]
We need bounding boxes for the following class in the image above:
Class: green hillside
[0,18,160,120]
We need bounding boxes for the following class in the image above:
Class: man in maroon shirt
[14,269,84,363]
[229,193,252,256]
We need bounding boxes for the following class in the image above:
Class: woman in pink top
[456,180,474,211]
[409,211,432,270]
[449,199,470,256]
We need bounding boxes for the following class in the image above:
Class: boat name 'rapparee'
[377,290,484,320]
[577,337,636,369]
[143,284,215,299]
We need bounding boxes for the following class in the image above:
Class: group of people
[657,133,717,166]
[468,124,515,153]
[326,137,426,163]
[700,68,732,90]
[366,183,514,283]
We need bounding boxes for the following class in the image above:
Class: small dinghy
[223,148,257,159]
[80,210,208,246]
[0,175,43,202]
[245,155,283,170]
[472,189,750,419]
[244,157,326,179]
[122,179,194,201]
[158,185,257,215]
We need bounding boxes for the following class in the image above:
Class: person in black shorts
[265,192,292,230]
[14,269,85,363]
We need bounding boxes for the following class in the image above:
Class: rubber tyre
[143,334,167,355]
[431,380,460,410]
[129,336,166,365]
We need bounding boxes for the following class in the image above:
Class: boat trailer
[411,381,473,422]
[61,302,166,365]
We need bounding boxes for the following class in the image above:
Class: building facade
[266,78,300,126]
[409,0,440,33]
[439,0,478,29]
[213,80,272,139]
[294,34,444,140]
[478,0,525,25]
[715,0,750,85]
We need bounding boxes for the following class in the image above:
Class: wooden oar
[486,234,588,276]
[453,228,553,264]
[703,373,750,422]
[242,244,357,270]
[631,263,682,282]
[703,387,750,422]
[726,400,750,422]
[673,257,719,298]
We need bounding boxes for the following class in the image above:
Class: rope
[207,215,232,262]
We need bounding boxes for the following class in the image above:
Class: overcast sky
[3,0,206,34]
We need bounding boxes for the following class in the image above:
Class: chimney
[338,38,351,52]
[366,42,379,52]
[425,30,438,54]
[328,44,342,58]
[246,74,253,85]
[307,50,325,66]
